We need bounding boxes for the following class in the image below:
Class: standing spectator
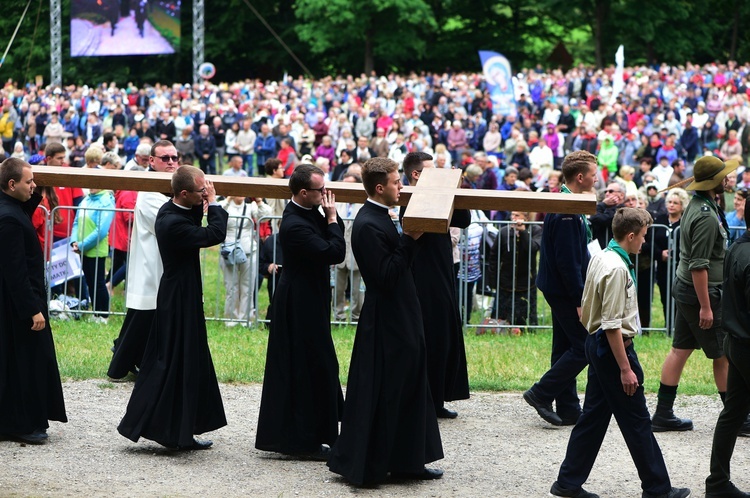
[447,121,468,163]
[653,188,688,333]
[725,188,747,244]
[277,138,299,177]
[236,119,257,175]
[43,112,64,145]
[194,124,216,174]
[488,211,542,327]
[255,164,345,460]
[0,158,67,444]
[174,125,196,165]
[597,135,619,182]
[254,124,276,169]
[220,196,271,326]
[0,100,19,153]
[210,116,226,172]
[681,118,701,164]
[525,151,597,427]
[106,187,137,296]
[333,173,364,323]
[117,167,228,450]
[71,188,115,323]
[720,129,743,159]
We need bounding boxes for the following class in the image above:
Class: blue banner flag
[479,51,517,117]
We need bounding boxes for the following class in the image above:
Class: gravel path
[1,381,748,497]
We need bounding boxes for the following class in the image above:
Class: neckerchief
[605,238,636,284]
[561,183,593,243]
[694,191,729,234]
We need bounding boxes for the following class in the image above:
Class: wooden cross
[32,166,596,232]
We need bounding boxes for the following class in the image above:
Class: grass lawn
[53,316,717,396]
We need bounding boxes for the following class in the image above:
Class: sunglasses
[605,189,621,194]
[155,155,179,163]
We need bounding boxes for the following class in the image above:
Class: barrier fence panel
[42,205,742,335]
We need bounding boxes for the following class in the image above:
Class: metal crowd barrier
[42,204,743,334]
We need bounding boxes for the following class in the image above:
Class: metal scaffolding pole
[50,0,61,86]
[193,0,204,86]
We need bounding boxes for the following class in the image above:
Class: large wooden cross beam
[32,166,596,233]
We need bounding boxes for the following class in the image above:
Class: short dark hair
[171,165,203,195]
[45,142,66,159]
[0,158,30,191]
[402,151,433,180]
[151,140,174,157]
[561,150,597,184]
[264,158,282,176]
[103,132,116,145]
[612,207,652,240]
[289,164,324,195]
[362,157,398,196]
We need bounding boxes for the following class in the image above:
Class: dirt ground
[1,380,747,497]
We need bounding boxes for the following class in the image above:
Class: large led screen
[71,0,180,57]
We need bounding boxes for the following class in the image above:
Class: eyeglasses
[605,189,621,194]
[192,187,207,194]
[306,186,326,194]
[155,155,179,163]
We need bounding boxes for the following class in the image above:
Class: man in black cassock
[401,151,470,419]
[117,166,228,450]
[0,158,67,445]
[256,164,346,460]
[328,157,444,486]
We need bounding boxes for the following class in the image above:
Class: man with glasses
[118,166,228,450]
[590,181,625,249]
[256,164,346,460]
[108,140,179,380]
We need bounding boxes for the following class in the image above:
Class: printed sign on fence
[48,238,84,287]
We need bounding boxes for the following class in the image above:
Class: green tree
[294,0,437,74]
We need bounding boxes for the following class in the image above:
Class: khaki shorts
[672,278,725,359]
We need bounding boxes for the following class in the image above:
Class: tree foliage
[0,0,749,86]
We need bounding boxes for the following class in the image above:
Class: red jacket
[109,190,138,252]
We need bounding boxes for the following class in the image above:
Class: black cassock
[256,201,346,454]
[400,206,470,410]
[328,201,443,486]
[118,202,228,448]
[0,191,67,434]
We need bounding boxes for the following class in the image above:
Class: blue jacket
[536,211,590,304]
[254,134,276,159]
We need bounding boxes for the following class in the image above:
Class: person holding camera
[220,196,271,327]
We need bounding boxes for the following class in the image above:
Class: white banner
[48,237,84,287]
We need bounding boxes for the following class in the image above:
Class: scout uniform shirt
[676,192,727,288]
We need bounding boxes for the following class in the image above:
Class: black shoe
[177,438,213,450]
[651,411,693,432]
[7,431,47,445]
[559,413,581,426]
[287,444,331,461]
[706,482,750,497]
[738,416,750,437]
[437,407,458,419]
[642,487,691,498]
[524,389,563,426]
[391,467,443,480]
[549,481,600,497]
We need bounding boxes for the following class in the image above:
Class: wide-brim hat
[682,156,739,191]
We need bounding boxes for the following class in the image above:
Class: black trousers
[532,293,588,419]
[557,333,671,495]
[706,335,750,492]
